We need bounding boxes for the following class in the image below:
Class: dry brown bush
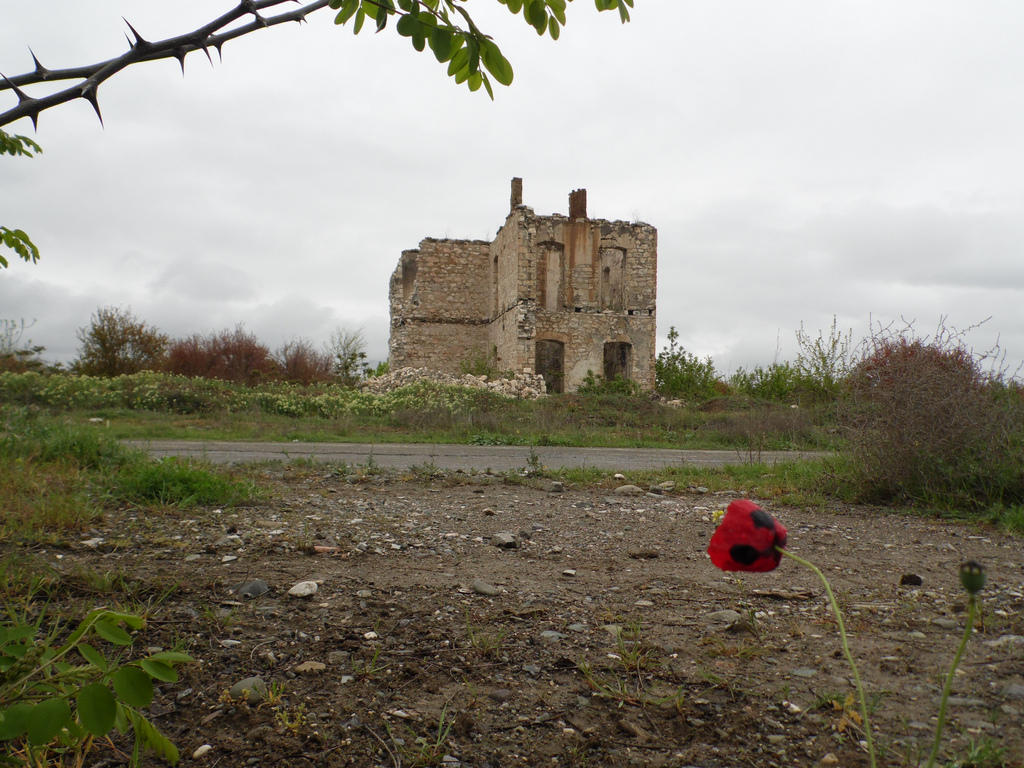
[841,322,1024,508]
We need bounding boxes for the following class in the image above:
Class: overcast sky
[3,2,1024,378]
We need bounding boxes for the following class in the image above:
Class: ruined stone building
[388,179,657,393]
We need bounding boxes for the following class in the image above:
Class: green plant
[465,616,506,658]
[112,457,256,507]
[386,706,455,768]
[0,605,192,766]
[577,371,641,396]
[655,326,720,400]
[729,362,800,402]
[925,562,986,768]
[794,315,853,399]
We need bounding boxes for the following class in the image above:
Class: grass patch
[1,406,260,541]
[112,457,256,507]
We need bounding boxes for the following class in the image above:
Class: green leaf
[126,709,179,765]
[396,13,418,36]
[112,666,154,709]
[526,0,548,33]
[140,659,178,683]
[77,684,117,737]
[481,41,514,86]
[548,17,560,39]
[334,0,359,24]
[506,0,523,12]
[93,619,132,646]
[0,704,32,740]
[146,651,193,665]
[468,71,483,92]
[429,27,455,62]
[77,642,108,671]
[447,46,470,77]
[27,698,71,745]
[353,7,366,33]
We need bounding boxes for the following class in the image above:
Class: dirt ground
[20,466,1024,767]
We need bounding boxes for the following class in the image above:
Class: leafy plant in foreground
[0,606,192,766]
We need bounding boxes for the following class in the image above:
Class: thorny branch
[0,0,332,129]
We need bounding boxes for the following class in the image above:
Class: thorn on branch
[29,49,50,79]
[1,73,39,129]
[122,19,152,52]
[174,48,187,75]
[79,82,104,127]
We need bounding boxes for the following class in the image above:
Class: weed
[112,457,256,507]
[464,616,506,658]
[385,706,455,768]
[0,598,192,767]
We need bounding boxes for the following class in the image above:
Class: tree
[0,0,635,129]
[74,307,169,376]
[326,327,370,387]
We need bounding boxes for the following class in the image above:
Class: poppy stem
[924,593,977,768]
[777,547,877,768]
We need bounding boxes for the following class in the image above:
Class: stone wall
[388,239,492,373]
[388,180,658,391]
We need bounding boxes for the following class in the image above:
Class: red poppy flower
[707,499,787,572]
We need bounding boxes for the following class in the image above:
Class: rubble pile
[361,367,547,399]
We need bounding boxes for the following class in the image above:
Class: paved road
[124,440,828,472]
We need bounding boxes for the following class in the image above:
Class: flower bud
[959,561,985,595]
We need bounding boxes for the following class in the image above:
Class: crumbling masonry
[388,179,657,393]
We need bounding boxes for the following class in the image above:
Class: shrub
[655,327,720,401]
[274,339,334,385]
[841,323,1024,509]
[0,319,46,373]
[794,316,853,400]
[577,371,641,397]
[165,326,276,385]
[73,307,168,377]
[729,362,800,402]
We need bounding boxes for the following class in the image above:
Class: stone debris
[361,367,547,400]
[287,581,319,598]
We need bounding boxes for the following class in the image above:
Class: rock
[613,484,644,496]
[791,668,817,679]
[472,578,501,596]
[294,661,326,675]
[1001,683,1024,700]
[229,676,267,704]
[192,744,214,759]
[613,473,626,482]
[233,580,270,599]
[214,534,244,548]
[522,663,542,676]
[819,754,839,766]
[220,555,238,563]
[703,609,743,626]
[539,630,566,643]
[561,569,577,577]
[657,481,676,491]
[549,481,564,493]
[628,549,659,559]
[328,651,351,666]
[492,532,518,549]
[899,573,923,586]
[288,581,319,598]
[356,589,373,598]
[984,634,1024,649]
[81,537,104,549]
[931,617,958,630]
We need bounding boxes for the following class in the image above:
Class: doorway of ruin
[535,340,565,394]
[603,342,632,383]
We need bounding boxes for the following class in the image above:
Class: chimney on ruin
[569,188,587,220]
[510,177,523,211]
